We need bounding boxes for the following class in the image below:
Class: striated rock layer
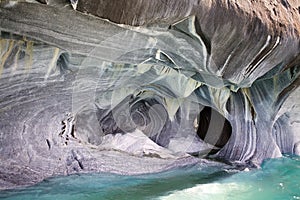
[0,0,299,189]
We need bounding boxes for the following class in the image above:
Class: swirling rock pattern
[0,0,299,189]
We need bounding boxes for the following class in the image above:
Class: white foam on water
[158,182,250,200]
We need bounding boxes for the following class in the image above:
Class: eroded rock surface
[0,0,299,189]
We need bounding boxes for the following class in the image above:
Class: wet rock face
[0,0,300,189]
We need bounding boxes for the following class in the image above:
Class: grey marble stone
[0,0,299,189]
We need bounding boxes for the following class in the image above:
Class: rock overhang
[0,0,300,189]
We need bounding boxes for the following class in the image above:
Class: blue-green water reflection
[1,155,299,200]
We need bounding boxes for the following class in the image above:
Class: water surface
[1,155,299,200]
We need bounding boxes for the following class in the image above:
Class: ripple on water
[0,155,299,200]
[160,155,300,200]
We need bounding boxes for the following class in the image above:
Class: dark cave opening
[196,106,232,150]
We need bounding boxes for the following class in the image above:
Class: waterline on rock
[1,155,299,200]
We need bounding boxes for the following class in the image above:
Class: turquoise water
[1,155,299,200]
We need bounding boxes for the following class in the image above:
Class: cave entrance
[196,106,232,150]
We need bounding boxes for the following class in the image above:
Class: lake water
[1,155,299,200]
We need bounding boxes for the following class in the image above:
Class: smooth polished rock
[0,0,299,189]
